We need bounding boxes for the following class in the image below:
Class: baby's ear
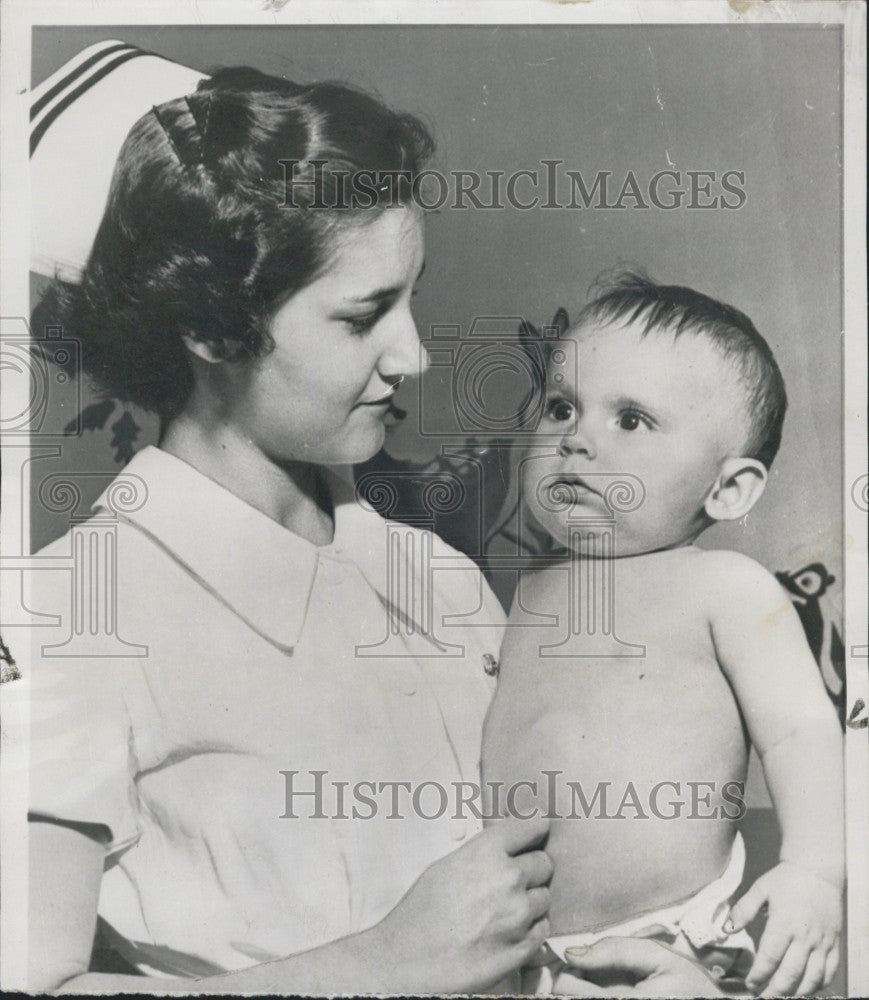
[704,456,768,522]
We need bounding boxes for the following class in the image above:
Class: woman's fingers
[513,914,551,965]
[564,936,668,979]
[502,879,550,943]
[492,814,551,855]
[506,914,550,972]
[527,914,550,945]
[552,969,621,996]
[515,848,553,887]
[525,885,551,922]
[563,938,723,998]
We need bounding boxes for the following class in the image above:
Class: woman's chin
[328,423,388,466]
[290,413,391,467]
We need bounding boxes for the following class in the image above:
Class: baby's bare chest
[485,559,747,783]
[505,557,721,679]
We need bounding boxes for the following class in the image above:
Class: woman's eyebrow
[346,259,426,304]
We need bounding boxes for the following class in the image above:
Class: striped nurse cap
[30,41,206,282]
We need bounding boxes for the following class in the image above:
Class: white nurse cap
[30,41,207,282]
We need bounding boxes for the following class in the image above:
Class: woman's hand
[372,815,552,993]
[552,938,725,997]
[28,815,550,995]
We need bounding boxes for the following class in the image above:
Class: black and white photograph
[0,1,866,996]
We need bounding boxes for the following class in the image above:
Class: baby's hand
[726,861,842,996]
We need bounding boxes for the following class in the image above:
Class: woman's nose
[380,308,429,380]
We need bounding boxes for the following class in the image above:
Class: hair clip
[152,94,210,169]
[184,91,213,162]
[151,104,187,167]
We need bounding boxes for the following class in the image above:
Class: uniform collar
[92,446,408,651]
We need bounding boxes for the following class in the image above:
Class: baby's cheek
[525,496,569,547]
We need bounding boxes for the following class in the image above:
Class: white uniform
[24,446,504,977]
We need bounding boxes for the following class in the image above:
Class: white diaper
[523,832,755,994]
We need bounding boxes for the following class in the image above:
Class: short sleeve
[27,657,141,857]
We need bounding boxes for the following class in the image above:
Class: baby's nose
[558,424,597,460]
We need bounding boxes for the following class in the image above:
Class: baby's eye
[546,398,576,422]
[617,410,652,431]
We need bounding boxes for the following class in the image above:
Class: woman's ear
[704,456,768,522]
[181,333,225,364]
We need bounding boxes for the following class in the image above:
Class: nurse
[25,65,726,996]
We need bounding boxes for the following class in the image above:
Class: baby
[482,272,843,995]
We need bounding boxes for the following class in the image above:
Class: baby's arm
[705,551,843,996]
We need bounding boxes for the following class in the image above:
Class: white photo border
[1,1,865,993]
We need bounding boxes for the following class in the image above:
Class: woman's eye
[343,293,410,336]
[547,398,575,422]
[618,410,650,431]
[343,312,379,336]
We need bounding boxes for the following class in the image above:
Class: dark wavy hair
[37,67,434,418]
[577,269,788,469]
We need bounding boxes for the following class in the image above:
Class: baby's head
[522,270,787,556]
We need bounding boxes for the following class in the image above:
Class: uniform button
[399,672,417,696]
[482,653,499,677]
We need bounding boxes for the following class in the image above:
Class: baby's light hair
[576,268,788,469]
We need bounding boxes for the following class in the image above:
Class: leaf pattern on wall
[65,398,116,435]
[109,411,142,465]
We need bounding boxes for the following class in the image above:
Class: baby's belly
[543,763,741,934]
[483,657,749,935]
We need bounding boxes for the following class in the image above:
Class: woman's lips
[356,388,407,426]
[359,384,400,406]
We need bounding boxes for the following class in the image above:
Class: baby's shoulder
[687,548,789,615]
[689,547,776,581]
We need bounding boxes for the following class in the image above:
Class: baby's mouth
[546,475,602,505]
